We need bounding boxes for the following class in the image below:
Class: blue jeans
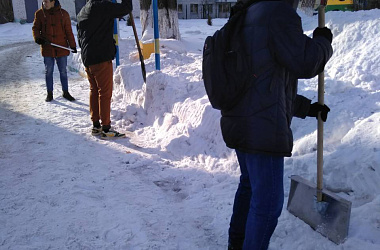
[229,150,284,250]
[44,56,68,92]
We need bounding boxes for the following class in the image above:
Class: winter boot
[63,91,75,101]
[45,91,53,102]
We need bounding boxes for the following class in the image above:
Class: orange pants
[85,61,113,126]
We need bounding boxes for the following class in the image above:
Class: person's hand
[122,0,133,11]
[35,37,47,45]
[307,102,331,122]
[313,27,333,44]
[71,47,77,53]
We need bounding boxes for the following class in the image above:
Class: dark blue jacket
[220,0,333,157]
[76,0,132,67]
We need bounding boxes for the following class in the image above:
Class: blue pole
[153,0,160,70]
[112,0,120,67]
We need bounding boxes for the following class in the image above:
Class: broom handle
[317,3,326,202]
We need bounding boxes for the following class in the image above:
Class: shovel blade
[287,175,352,244]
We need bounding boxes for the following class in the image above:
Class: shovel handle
[317,4,326,202]
[49,42,75,53]
[129,12,147,83]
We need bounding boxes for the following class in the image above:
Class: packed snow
[0,8,379,250]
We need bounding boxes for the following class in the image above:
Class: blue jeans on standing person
[44,56,68,92]
[229,150,284,250]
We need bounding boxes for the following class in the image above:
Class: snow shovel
[287,0,352,245]
[48,42,76,53]
[129,12,147,83]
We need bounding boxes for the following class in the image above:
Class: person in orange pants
[77,0,133,139]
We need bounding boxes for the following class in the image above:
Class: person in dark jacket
[32,0,77,102]
[77,0,132,139]
[225,0,333,249]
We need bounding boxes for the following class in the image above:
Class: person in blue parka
[224,0,333,249]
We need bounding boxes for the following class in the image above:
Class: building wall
[59,0,76,18]
[11,0,141,22]
[11,0,26,21]
[177,0,236,19]
[11,0,237,23]
[132,0,140,17]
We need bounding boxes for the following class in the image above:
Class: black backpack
[202,0,258,111]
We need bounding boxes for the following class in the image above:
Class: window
[178,4,183,13]
[218,3,230,13]
[190,4,198,14]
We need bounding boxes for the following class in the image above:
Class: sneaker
[63,91,75,101]
[91,126,102,136]
[100,129,126,140]
[45,91,53,102]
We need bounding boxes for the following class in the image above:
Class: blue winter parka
[220,0,333,157]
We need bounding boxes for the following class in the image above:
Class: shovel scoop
[287,176,352,244]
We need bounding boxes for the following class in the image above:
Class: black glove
[35,37,47,45]
[71,47,77,53]
[313,27,333,44]
[122,0,133,11]
[307,102,331,122]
